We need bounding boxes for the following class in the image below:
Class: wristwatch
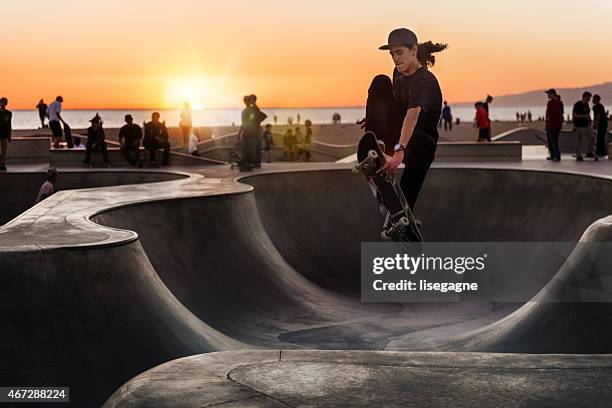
[393,143,405,152]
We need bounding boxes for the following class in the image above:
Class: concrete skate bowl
[0,170,186,225]
[91,168,612,351]
[5,166,612,406]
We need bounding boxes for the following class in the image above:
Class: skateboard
[64,123,74,148]
[229,151,252,172]
[353,131,424,242]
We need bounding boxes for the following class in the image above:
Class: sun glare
[165,76,212,110]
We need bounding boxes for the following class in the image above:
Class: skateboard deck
[354,131,424,242]
[64,123,74,148]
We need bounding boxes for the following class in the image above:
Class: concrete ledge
[103,350,612,407]
[5,136,50,163]
[436,141,522,161]
[49,146,224,167]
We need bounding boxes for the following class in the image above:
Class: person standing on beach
[573,91,594,161]
[179,102,192,147]
[0,98,12,171]
[474,102,490,142]
[302,119,313,161]
[367,28,445,210]
[481,95,493,141]
[545,89,563,161]
[592,94,608,157]
[441,101,452,131]
[262,124,274,163]
[48,96,66,148]
[36,99,48,129]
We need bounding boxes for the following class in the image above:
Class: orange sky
[2,0,611,109]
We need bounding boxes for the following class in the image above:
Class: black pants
[596,126,608,156]
[144,140,170,164]
[366,77,437,210]
[121,142,141,166]
[443,118,452,131]
[547,127,561,160]
[241,133,258,165]
[85,141,109,163]
[50,120,62,146]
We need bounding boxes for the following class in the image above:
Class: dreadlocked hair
[415,41,448,67]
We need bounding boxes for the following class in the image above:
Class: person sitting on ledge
[72,136,85,149]
[35,168,58,204]
[118,114,143,167]
[143,112,170,166]
[84,113,111,167]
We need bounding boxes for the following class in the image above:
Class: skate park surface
[3,157,612,406]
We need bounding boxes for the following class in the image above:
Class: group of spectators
[237,94,314,167]
[85,111,172,167]
[545,90,609,162]
[282,121,313,161]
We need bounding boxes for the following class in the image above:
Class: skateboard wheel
[351,164,361,174]
[399,217,410,226]
[368,150,378,160]
[381,230,391,240]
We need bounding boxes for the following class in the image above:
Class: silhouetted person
[84,114,110,167]
[262,124,274,163]
[302,119,313,161]
[441,101,452,131]
[474,102,490,142]
[179,102,192,147]
[283,128,294,160]
[297,113,301,124]
[48,96,66,148]
[241,94,267,167]
[273,115,278,125]
[527,110,532,122]
[35,168,58,204]
[119,114,143,167]
[373,28,446,211]
[332,112,341,124]
[482,95,493,141]
[545,89,563,161]
[36,99,48,129]
[144,112,170,165]
[573,91,594,161]
[593,94,608,157]
[0,97,12,171]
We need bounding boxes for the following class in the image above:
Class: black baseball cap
[545,88,557,95]
[379,28,418,50]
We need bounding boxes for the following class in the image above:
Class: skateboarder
[368,28,446,210]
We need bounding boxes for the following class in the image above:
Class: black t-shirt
[0,109,12,139]
[392,67,442,139]
[119,124,143,144]
[572,101,591,128]
[593,102,608,129]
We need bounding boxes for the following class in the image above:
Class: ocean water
[10,105,609,130]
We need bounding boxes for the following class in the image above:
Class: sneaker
[576,156,584,162]
[552,158,561,162]
[0,165,6,171]
[546,157,552,160]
